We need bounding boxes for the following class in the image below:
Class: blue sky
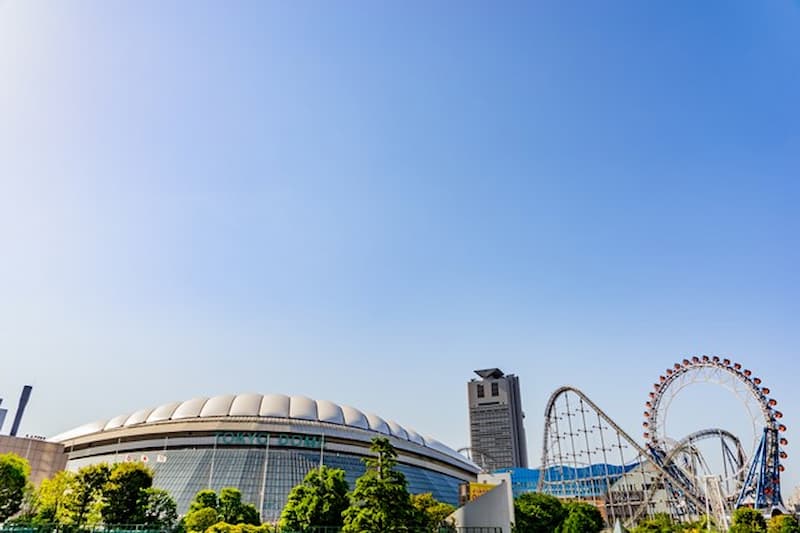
[1,0,799,488]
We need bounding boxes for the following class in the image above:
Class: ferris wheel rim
[642,357,783,452]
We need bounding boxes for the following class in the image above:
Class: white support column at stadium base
[208,436,217,488]
[259,434,271,522]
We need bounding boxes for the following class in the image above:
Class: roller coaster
[537,356,786,528]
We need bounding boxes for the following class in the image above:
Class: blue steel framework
[644,356,786,512]
[539,357,787,528]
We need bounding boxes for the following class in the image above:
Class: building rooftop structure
[52,392,474,468]
[474,368,506,380]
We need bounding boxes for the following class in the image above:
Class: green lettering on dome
[215,432,321,449]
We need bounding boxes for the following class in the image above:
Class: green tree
[185,507,221,533]
[31,470,74,525]
[206,523,273,533]
[342,437,416,533]
[142,488,178,530]
[631,513,680,533]
[0,452,31,522]
[185,487,260,530]
[190,489,219,513]
[279,466,350,532]
[559,501,604,533]
[768,514,800,533]
[410,493,456,532]
[682,516,721,532]
[102,462,154,525]
[219,488,260,525]
[59,463,110,527]
[513,492,566,533]
[730,507,767,533]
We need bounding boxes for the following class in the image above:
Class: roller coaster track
[538,386,707,527]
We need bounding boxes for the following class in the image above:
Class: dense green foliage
[184,487,260,532]
[341,437,416,532]
[0,452,31,522]
[142,488,179,530]
[5,462,177,530]
[279,466,350,532]
[512,494,607,533]
[190,490,220,513]
[730,507,768,533]
[219,488,260,526]
[205,523,273,533]
[631,513,677,533]
[28,470,72,524]
[768,514,800,533]
[513,492,567,533]
[102,462,154,525]
[559,501,604,533]
[185,507,221,533]
[409,492,456,532]
[59,463,110,527]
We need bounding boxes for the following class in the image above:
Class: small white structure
[448,477,514,533]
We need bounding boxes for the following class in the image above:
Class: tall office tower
[467,368,528,471]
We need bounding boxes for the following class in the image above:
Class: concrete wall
[0,436,67,485]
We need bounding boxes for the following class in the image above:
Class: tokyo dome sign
[214,431,322,449]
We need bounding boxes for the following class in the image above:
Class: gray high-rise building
[467,368,527,471]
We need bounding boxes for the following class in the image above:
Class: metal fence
[2,526,501,533]
[0,526,169,533]
[276,529,502,533]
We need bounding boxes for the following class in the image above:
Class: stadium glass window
[477,385,485,398]
[491,382,499,396]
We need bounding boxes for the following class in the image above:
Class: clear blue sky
[1,0,798,488]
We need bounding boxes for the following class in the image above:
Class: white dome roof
[52,393,471,466]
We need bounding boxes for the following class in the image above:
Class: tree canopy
[730,507,768,533]
[559,501,604,533]
[142,488,178,530]
[631,512,680,533]
[0,452,31,522]
[341,437,416,533]
[184,486,261,532]
[59,463,110,527]
[768,514,800,533]
[279,466,349,532]
[102,462,154,525]
[410,492,456,532]
[513,492,567,533]
[10,462,177,530]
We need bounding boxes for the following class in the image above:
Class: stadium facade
[53,393,480,521]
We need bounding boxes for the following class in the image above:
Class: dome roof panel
[229,394,263,417]
[51,420,106,442]
[49,392,476,472]
[405,428,425,446]
[104,413,131,431]
[366,413,390,435]
[172,397,209,419]
[125,407,156,427]
[386,420,409,440]
[147,402,181,423]
[424,437,455,458]
[200,394,236,417]
[289,396,318,420]
[341,405,369,429]
[317,400,345,424]
[260,394,290,417]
